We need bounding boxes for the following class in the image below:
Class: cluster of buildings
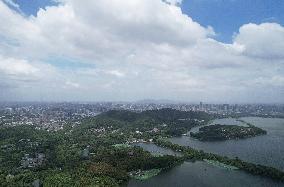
[0,102,99,131]
[0,102,283,131]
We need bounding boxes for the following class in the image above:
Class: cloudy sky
[0,0,283,103]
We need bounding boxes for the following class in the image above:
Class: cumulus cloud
[234,23,284,59]
[0,0,283,102]
[1,0,213,58]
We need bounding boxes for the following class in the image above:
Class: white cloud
[0,0,283,102]
[0,56,38,76]
[64,81,80,89]
[106,70,125,78]
[0,0,213,59]
[163,0,183,5]
[249,76,284,87]
[234,23,284,59]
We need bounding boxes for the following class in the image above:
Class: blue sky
[181,0,284,42]
[13,0,57,15]
[10,0,284,43]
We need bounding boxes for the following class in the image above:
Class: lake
[170,117,284,171]
[128,161,283,187]
[128,117,284,187]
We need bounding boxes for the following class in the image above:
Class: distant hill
[88,109,214,137]
[99,108,213,123]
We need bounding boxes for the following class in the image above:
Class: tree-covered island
[190,123,267,141]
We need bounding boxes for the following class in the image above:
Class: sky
[0,0,283,103]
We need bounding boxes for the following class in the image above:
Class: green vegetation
[129,169,162,180]
[203,159,239,170]
[0,109,283,186]
[94,108,213,137]
[0,123,183,186]
[113,144,131,149]
[1,109,203,186]
[190,124,267,141]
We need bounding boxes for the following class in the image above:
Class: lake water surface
[170,117,284,171]
[129,117,284,187]
[128,161,283,187]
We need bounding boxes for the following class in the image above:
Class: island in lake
[190,123,267,141]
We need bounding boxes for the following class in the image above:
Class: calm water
[128,161,283,187]
[170,117,284,171]
[128,117,284,187]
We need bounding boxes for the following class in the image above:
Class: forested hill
[0,109,214,186]
[98,108,213,123]
[81,108,214,137]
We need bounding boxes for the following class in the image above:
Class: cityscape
[1,102,283,131]
[0,0,284,186]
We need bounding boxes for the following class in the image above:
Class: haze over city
[0,0,283,103]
